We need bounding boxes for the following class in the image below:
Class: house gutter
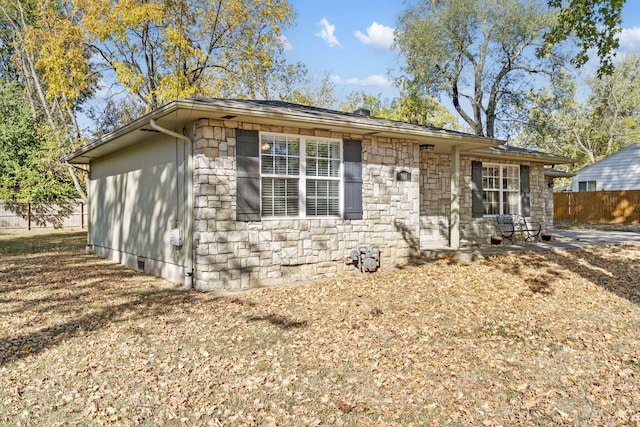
[149,119,194,290]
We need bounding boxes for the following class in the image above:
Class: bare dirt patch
[1,230,639,425]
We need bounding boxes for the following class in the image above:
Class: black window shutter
[343,139,363,220]
[236,129,261,221]
[520,165,531,216]
[471,161,484,218]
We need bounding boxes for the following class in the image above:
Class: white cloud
[315,17,341,48]
[354,21,395,50]
[279,35,293,51]
[330,74,392,87]
[618,26,640,53]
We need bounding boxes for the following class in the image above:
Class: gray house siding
[570,144,640,191]
[82,125,551,291]
[89,135,192,283]
[191,118,551,290]
[419,153,547,247]
[461,159,546,241]
[65,100,570,291]
[192,119,420,290]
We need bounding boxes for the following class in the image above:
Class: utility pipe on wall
[149,119,194,288]
[149,119,190,143]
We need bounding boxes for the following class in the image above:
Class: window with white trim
[578,180,596,192]
[482,164,520,215]
[260,133,341,218]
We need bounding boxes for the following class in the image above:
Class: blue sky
[282,0,401,101]
[281,0,640,102]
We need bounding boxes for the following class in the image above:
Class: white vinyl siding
[570,144,640,192]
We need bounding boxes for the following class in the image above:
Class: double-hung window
[482,164,520,215]
[260,133,341,218]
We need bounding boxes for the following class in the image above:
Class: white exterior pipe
[149,118,194,287]
[149,119,191,142]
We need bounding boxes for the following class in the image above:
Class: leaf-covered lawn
[1,230,639,426]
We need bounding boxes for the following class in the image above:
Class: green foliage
[0,80,77,209]
[1,0,301,203]
[339,90,460,129]
[1,0,91,203]
[0,7,15,79]
[276,66,338,109]
[514,70,581,157]
[339,91,390,117]
[516,54,640,169]
[544,0,625,76]
[69,0,295,110]
[394,0,561,138]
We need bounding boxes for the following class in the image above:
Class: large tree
[1,0,299,200]
[1,0,92,201]
[72,0,295,110]
[517,54,640,169]
[544,0,625,76]
[277,67,338,110]
[0,79,78,226]
[394,0,563,138]
[339,89,460,130]
[511,69,581,158]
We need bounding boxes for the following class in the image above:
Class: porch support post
[450,145,460,249]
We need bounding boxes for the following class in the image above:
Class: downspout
[149,119,194,288]
[86,173,91,254]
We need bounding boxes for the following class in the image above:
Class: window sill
[261,216,342,220]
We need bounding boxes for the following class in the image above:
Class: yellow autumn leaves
[19,0,294,110]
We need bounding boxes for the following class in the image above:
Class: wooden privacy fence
[0,201,87,230]
[554,190,640,224]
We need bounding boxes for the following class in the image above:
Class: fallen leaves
[1,230,640,425]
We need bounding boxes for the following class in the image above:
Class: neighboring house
[65,99,571,290]
[570,144,640,192]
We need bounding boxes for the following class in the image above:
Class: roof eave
[66,99,503,164]
[170,99,502,152]
[468,147,574,165]
[64,103,181,164]
[544,168,575,178]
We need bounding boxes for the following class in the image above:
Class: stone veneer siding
[419,152,451,248]
[419,152,547,246]
[543,177,554,230]
[192,119,421,290]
